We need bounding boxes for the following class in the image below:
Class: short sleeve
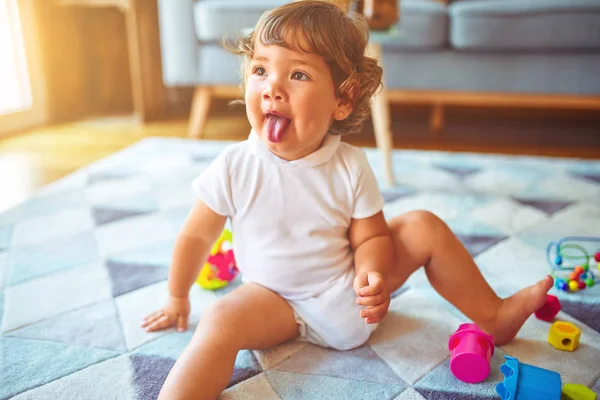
[191,151,235,217]
[352,150,385,219]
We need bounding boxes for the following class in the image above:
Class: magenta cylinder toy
[448,323,495,383]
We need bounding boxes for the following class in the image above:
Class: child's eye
[291,71,309,81]
[252,66,266,76]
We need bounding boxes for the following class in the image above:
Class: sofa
[157,0,600,182]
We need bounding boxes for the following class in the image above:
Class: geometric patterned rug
[1,137,599,399]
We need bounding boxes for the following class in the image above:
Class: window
[0,0,32,115]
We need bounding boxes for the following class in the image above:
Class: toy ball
[595,252,600,262]
[196,229,238,290]
[554,255,563,265]
[586,278,595,287]
[568,280,579,292]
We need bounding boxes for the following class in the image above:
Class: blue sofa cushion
[449,0,600,51]
[193,0,287,42]
[383,0,448,49]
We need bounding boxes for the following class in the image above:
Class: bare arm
[350,211,394,282]
[349,211,395,323]
[142,200,226,332]
[169,200,227,297]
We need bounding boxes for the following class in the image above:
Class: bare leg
[387,210,552,345]
[157,283,299,400]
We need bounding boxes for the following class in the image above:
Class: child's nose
[263,79,286,102]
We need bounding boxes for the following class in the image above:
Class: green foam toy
[561,383,597,400]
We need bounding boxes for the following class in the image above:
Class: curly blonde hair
[227,0,383,136]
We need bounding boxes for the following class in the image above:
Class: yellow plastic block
[562,383,597,400]
[548,321,581,351]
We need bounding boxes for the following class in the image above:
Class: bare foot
[482,276,554,345]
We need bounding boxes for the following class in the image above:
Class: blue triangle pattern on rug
[92,208,153,226]
[130,354,176,400]
[7,299,127,351]
[21,190,87,220]
[0,336,120,400]
[8,232,101,285]
[266,370,405,400]
[133,331,194,360]
[0,292,4,331]
[108,240,176,268]
[0,225,12,252]
[105,260,169,297]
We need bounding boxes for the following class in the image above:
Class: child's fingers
[145,315,173,332]
[353,273,369,295]
[141,310,164,328]
[142,310,162,323]
[356,293,388,307]
[358,284,383,297]
[177,316,188,332]
[359,302,390,323]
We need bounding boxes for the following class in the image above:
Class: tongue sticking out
[266,114,290,143]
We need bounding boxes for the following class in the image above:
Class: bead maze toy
[496,356,597,400]
[546,236,600,293]
[448,323,495,383]
[196,229,239,290]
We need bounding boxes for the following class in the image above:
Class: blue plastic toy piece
[496,356,562,400]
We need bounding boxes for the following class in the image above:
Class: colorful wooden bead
[568,280,579,292]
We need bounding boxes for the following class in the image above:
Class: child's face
[245,34,350,161]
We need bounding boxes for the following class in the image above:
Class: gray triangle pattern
[273,344,406,386]
[512,197,574,215]
[105,260,169,297]
[435,165,481,179]
[228,350,263,389]
[6,299,127,351]
[456,234,507,257]
[130,354,175,400]
[381,189,417,204]
[87,172,131,185]
[571,172,600,185]
[92,208,151,226]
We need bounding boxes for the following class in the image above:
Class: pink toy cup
[448,323,495,383]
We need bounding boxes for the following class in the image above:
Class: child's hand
[141,294,190,333]
[353,271,390,324]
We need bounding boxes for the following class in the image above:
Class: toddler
[142,2,553,399]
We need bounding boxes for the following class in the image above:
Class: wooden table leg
[367,42,394,185]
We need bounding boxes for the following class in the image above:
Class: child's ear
[334,95,354,121]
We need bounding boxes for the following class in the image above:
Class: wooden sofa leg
[370,89,395,186]
[430,103,445,138]
[188,86,213,139]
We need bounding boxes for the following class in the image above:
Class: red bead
[595,252,600,262]
[578,280,587,289]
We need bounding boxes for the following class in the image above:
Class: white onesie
[192,130,385,350]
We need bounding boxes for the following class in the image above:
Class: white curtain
[0,0,31,115]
